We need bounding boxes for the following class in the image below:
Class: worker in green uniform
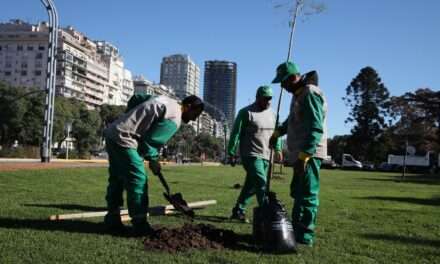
[103,94,204,236]
[228,85,282,222]
[270,61,327,246]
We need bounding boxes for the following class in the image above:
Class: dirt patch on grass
[144,223,237,253]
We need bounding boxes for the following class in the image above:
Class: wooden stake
[49,200,217,221]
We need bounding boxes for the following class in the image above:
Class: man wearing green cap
[228,85,282,222]
[270,61,327,246]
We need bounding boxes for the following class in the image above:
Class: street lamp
[223,122,228,162]
[40,0,59,162]
[65,121,72,160]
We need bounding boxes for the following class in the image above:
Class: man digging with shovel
[103,94,204,236]
[228,85,283,222]
[270,61,327,246]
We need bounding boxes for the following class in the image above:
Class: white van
[342,154,363,169]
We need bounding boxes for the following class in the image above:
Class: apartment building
[160,54,200,99]
[0,19,134,108]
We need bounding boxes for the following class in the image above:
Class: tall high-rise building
[0,19,134,108]
[203,60,237,128]
[160,54,200,99]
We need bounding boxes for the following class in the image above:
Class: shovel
[156,171,195,218]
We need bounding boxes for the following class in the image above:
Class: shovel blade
[163,192,195,218]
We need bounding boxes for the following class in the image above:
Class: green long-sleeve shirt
[105,95,181,161]
[277,84,327,161]
[228,103,282,160]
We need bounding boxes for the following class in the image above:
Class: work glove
[149,160,161,176]
[228,156,238,167]
[294,152,311,175]
[269,130,280,149]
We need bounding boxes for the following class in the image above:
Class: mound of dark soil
[143,223,237,253]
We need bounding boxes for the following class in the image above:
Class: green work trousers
[291,157,322,244]
[105,140,149,225]
[236,156,269,212]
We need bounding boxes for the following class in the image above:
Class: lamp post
[40,0,59,162]
[65,121,72,160]
[223,122,228,163]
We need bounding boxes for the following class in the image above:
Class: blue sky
[2,0,439,137]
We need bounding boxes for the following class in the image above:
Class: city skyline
[0,19,234,128]
[1,0,439,137]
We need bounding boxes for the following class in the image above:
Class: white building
[0,19,134,108]
[0,20,48,90]
[122,69,134,105]
[57,26,108,107]
[160,54,200,99]
[195,111,224,138]
[133,76,177,99]
[96,41,134,106]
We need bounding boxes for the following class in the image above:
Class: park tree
[192,132,224,161]
[343,66,390,163]
[0,83,35,146]
[71,104,102,158]
[99,104,125,128]
[53,97,82,152]
[327,135,350,164]
[388,88,440,153]
[20,89,45,145]
[166,124,196,159]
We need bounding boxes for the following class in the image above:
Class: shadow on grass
[0,217,125,236]
[361,196,440,206]
[22,203,106,212]
[362,233,440,248]
[359,174,440,185]
[167,214,250,225]
[193,214,231,223]
[228,233,261,253]
[0,217,287,253]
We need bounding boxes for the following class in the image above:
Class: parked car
[91,149,108,159]
[378,162,401,172]
[362,162,375,171]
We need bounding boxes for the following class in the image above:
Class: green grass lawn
[0,165,439,264]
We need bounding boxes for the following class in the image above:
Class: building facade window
[27,46,34,51]
[21,70,27,76]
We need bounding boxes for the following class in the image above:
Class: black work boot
[132,217,156,237]
[133,222,156,237]
[104,212,126,234]
[230,206,249,223]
